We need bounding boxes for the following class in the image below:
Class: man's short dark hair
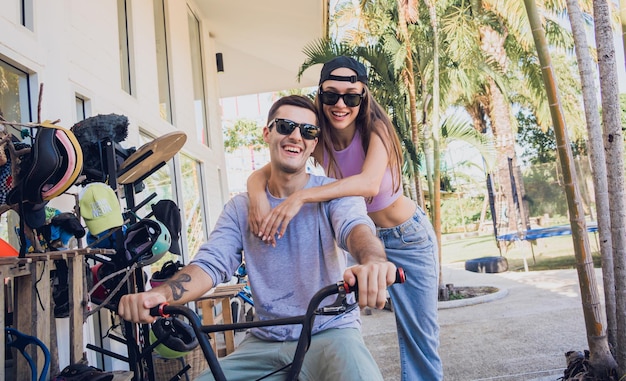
[267,95,317,124]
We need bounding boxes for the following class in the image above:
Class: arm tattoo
[167,273,191,301]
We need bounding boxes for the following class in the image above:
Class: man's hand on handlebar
[343,262,397,309]
[118,291,166,324]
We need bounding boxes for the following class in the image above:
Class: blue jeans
[377,206,443,381]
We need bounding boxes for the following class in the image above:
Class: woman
[247,56,443,381]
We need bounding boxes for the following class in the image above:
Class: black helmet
[8,122,83,205]
[52,363,114,381]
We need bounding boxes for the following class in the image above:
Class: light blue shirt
[190,174,375,341]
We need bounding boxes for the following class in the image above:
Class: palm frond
[440,112,496,172]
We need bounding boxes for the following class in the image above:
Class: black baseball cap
[319,56,368,86]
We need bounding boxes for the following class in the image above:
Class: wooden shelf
[196,284,245,357]
[3,248,114,380]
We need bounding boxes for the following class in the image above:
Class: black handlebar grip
[149,303,170,317]
[345,267,405,294]
[396,267,406,284]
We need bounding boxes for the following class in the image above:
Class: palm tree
[593,0,626,375]
[565,0,616,356]
[422,0,444,279]
[443,1,585,239]
[619,0,626,66]
[523,0,617,376]
[397,0,425,207]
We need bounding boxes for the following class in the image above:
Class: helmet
[41,122,84,200]
[89,261,146,304]
[124,219,171,266]
[7,122,83,205]
[90,263,111,302]
[52,363,114,381]
[149,316,198,359]
[150,260,184,288]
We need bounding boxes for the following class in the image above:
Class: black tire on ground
[465,256,508,273]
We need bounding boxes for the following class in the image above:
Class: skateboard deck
[117,131,187,185]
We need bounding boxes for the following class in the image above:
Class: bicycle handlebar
[148,267,405,381]
[343,267,406,296]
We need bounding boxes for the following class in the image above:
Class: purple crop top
[323,130,402,213]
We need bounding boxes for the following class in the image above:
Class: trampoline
[495,222,599,271]
[496,222,598,242]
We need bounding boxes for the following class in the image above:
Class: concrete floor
[361,263,596,381]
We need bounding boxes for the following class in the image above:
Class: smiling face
[319,67,365,132]
[263,104,318,175]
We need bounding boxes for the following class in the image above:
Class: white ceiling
[196,1,329,98]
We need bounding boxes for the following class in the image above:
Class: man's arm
[344,224,397,309]
[118,264,214,324]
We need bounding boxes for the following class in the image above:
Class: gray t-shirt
[190,174,375,341]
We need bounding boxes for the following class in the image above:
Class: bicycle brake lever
[315,281,359,315]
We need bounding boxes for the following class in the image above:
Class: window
[75,95,90,121]
[180,154,207,258]
[0,59,32,125]
[117,0,134,94]
[187,7,209,146]
[134,132,178,270]
[135,132,175,211]
[0,58,32,241]
[20,0,34,30]
[153,0,172,123]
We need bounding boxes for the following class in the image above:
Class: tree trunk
[524,0,617,376]
[594,0,626,375]
[563,0,616,342]
[424,0,443,288]
[619,0,626,65]
[487,78,519,234]
[397,0,424,209]
[479,23,529,236]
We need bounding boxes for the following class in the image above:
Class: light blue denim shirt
[191,175,375,341]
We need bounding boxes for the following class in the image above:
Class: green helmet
[150,316,198,358]
[124,219,171,266]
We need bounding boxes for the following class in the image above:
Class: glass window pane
[180,154,206,258]
[76,96,86,121]
[187,8,209,146]
[118,0,133,94]
[135,132,177,270]
[153,0,172,123]
[0,59,31,241]
[0,59,31,124]
[20,0,34,30]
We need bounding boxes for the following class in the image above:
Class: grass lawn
[441,231,602,271]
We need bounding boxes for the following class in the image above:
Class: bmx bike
[148,268,405,381]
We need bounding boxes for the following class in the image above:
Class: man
[117,95,397,381]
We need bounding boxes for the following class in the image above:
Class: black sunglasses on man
[268,118,321,140]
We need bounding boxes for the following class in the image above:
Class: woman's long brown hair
[314,85,403,197]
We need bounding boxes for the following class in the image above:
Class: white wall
[0,0,229,371]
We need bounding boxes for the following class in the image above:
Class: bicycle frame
[149,268,405,381]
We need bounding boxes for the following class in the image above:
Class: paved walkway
[361,262,603,381]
